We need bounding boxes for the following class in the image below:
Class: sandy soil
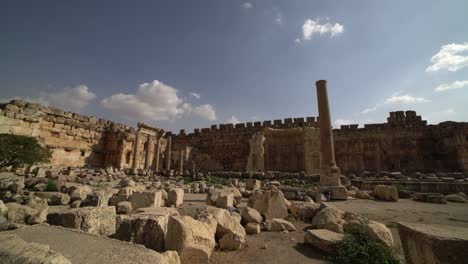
[182,193,468,264]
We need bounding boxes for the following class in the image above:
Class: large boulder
[24,197,49,224]
[167,188,184,207]
[413,193,447,204]
[219,231,246,250]
[304,229,345,254]
[366,220,394,248]
[128,191,164,209]
[289,201,321,221]
[240,207,263,224]
[5,203,38,224]
[216,192,233,209]
[247,187,288,220]
[82,190,113,207]
[245,223,261,234]
[67,185,93,201]
[445,193,467,203]
[201,207,245,239]
[0,200,8,217]
[245,179,261,190]
[373,185,398,201]
[311,205,346,233]
[398,222,468,264]
[264,218,296,232]
[47,206,116,236]
[166,215,216,264]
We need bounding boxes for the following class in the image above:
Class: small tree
[0,133,52,170]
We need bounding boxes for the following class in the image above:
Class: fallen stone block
[47,206,116,236]
[117,201,132,214]
[311,204,345,233]
[167,188,184,207]
[413,193,447,204]
[264,218,296,232]
[219,231,246,250]
[5,202,38,224]
[373,185,398,201]
[445,193,467,203]
[304,229,344,254]
[245,223,261,234]
[398,222,468,264]
[166,215,216,264]
[247,187,288,220]
[240,206,263,224]
[34,192,71,205]
[128,191,163,209]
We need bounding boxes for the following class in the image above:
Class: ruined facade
[1,99,467,174]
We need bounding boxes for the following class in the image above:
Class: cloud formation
[435,80,468,92]
[101,80,216,122]
[426,43,468,72]
[333,119,353,127]
[241,2,253,9]
[226,115,240,124]
[384,94,430,104]
[2,85,96,113]
[302,19,344,40]
[361,106,377,114]
[190,92,201,99]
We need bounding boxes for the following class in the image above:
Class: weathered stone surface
[24,197,49,224]
[117,201,132,214]
[167,188,184,207]
[68,185,93,201]
[398,222,468,264]
[445,193,467,203]
[245,179,261,191]
[128,191,163,209]
[366,220,394,248]
[82,190,113,207]
[47,206,116,236]
[240,207,263,224]
[166,215,216,264]
[373,185,398,201]
[289,201,321,221]
[264,218,296,232]
[304,229,344,254]
[34,192,71,205]
[0,200,8,216]
[355,190,370,199]
[0,234,72,264]
[247,188,288,220]
[5,202,38,224]
[201,207,245,239]
[219,231,246,250]
[311,205,345,233]
[2,224,180,264]
[115,213,169,252]
[245,223,261,234]
[216,192,233,209]
[413,193,447,204]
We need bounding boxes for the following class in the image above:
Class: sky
[1,0,467,133]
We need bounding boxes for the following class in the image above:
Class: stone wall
[0,100,165,170]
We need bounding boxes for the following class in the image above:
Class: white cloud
[101,80,216,122]
[1,85,96,112]
[361,106,377,114]
[190,92,201,99]
[241,2,253,9]
[333,119,353,127]
[275,12,283,25]
[294,38,301,44]
[301,19,344,40]
[434,80,468,92]
[192,104,217,121]
[226,115,240,124]
[384,94,430,104]
[426,43,468,72]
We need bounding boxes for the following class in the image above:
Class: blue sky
[1,0,467,133]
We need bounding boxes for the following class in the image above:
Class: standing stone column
[132,131,141,173]
[316,80,343,190]
[154,139,161,172]
[144,135,152,169]
[165,136,172,171]
[179,149,184,175]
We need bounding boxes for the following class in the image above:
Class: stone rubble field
[1,169,468,264]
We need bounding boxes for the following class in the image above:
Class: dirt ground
[182,193,468,264]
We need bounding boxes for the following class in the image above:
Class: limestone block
[445,193,467,203]
[166,215,216,264]
[245,223,261,234]
[0,200,8,217]
[245,179,261,190]
[311,205,345,233]
[289,201,321,221]
[128,191,163,210]
[167,188,184,207]
[398,222,468,264]
[5,203,38,224]
[47,206,116,236]
[219,231,246,250]
[264,218,296,232]
[304,229,344,254]
[117,201,133,214]
[240,207,263,224]
[216,192,233,209]
[373,185,399,201]
[204,207,245,239]
[247,188,288,220]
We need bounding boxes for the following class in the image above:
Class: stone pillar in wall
[179,149,184,175]
[144,135,152,170]
[154,139,161,172]
[132,131,141,174]
[316,80,346,200]
[246,132,265,172]
[165,136,172,171]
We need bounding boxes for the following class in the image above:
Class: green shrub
[45,179,58,192]
[0,133,51,170]
[329,227,400,264]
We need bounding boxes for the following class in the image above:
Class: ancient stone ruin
[1,80,467,264]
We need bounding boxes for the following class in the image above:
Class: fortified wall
[0,100,167,171]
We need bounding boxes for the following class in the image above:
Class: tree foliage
[0,133,51,170]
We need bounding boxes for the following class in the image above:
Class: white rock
[304,229,344,254]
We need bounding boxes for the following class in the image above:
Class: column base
[320,185,348,200]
